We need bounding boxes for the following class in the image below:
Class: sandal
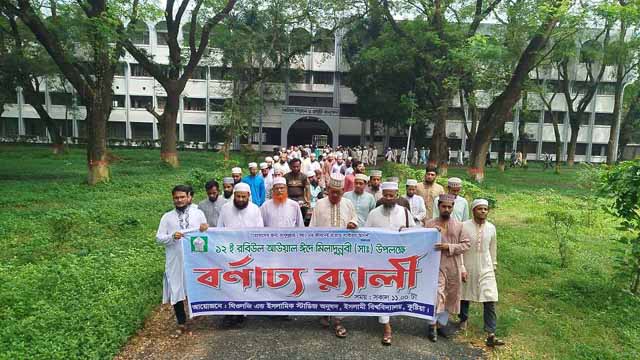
[334,322,348,338]
[381,329,392,346]
[170,325,192,338]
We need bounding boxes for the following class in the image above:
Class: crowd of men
[156,148,505,348]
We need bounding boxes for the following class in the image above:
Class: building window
[115,62,126,76]
[544,111,565,124]
[209,98,226,112]
[184,97,206,111]
[131,23,150,45]
[597,83,616,95]
[107,122,126,139]
[156,22,168,46]
[50,92,73,106]
[191,66,207,80]
[112,95,125,108]
[131,123,153,139]
[314,71,334,85]
[340,103,357,117]
[130,63,151,77]
[595,113,614,126]
[210,67,228,80]
[130,95,152,109]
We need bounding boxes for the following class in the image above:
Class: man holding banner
[217,182,264,328]
[424,194,471,342]
[309,173,358,338]
[156,185,208,338]
[365,181,417,345]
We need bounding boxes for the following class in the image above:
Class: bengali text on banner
[182,227,441,320]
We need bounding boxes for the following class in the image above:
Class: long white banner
[182,227,441,319]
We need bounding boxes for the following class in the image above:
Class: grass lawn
[0,145,638,359]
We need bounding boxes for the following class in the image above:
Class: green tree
[2,0,127,184]
[121,0,237,168]
[0,14,66,153]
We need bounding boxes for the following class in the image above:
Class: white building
[0,22,624,163]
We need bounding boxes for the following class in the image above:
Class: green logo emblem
[190,236,208,253]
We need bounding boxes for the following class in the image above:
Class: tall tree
[0,14,66,153]
[2,0,126,184]
[121,0,237,167]
[468,0,569,181]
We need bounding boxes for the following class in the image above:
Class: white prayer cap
[406,179,418,186]
[355,174,369,182]
[259,162,268,170]
[273,155,280,161]
[329,173,345,189]
[448,177,463,188]
[281,147,286,151]
[381,182,399,191]
[471,199,489,210]
[310,152,316,158]
[223,177,234,184]
[248,162,258,169]
[233,182,250,193]
[337,152,343,159]
[273,177,287,186]
[370,170,383,178]
[347,156,352,161]
[265,156,273,163]
[274,168,284,175]
[306,171,316,177]
[231,167,242,175]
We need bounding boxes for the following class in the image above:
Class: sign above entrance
[282,106,339,117]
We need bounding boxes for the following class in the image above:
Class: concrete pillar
[511,107,520,152]
[585,95,597,162]
[205,65,211,144]
[17,86,25,136]
[125,62,132,139]
[179,95,184,142]
[562,111,570,161]
[536,109,545,160]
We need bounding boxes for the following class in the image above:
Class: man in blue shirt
[242,162,266,206]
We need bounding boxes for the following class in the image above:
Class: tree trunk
[86,99,110,185]
[468,13,560,182]
[22,87,65,153]
[159,93,180,167]
[607,74,625,165]
[566,120,580,167]
[552,114,562,174]
[429,98,449,172]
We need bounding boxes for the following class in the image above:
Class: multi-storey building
[0,22,625,163]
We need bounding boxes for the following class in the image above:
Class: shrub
[598,160,640,294]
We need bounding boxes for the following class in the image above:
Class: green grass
[0,146,638,359]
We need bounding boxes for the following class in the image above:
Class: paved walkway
[117,305,485,360]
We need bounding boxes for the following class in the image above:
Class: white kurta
[262,174,274,199]
[365,204,416,229]
[156,206,207,305]
[461,220,499,302]
[217,201,264,228]
[404,194,427,223]
[309,197,358,227]
[260,199,305,228]
[432,195,470,222]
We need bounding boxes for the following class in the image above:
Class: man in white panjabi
[370,145,378,166]
[366,170,383,201]
[343,174,376,227]
[459,199,505,347]
[364,182,417,345]
[309,173,358,338]
[260,162,273,199]
[260,177,304,228]
[404,179,427,224]
[432,177,470,222]
[156,185,208,337]
[217,182,264,328]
